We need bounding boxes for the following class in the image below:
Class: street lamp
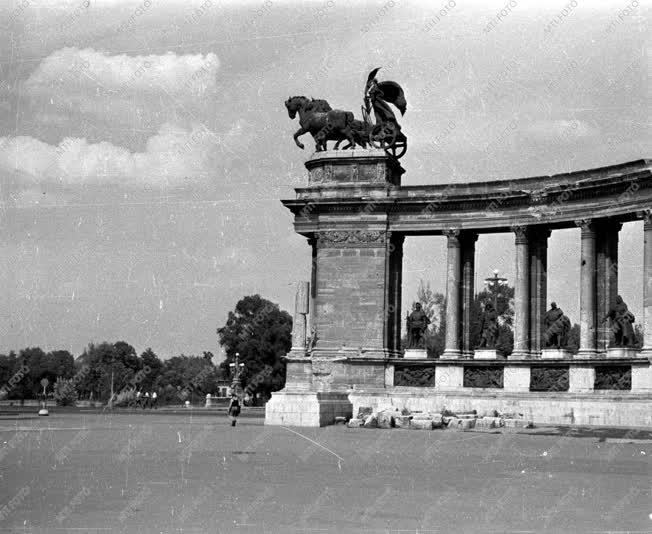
[229,352,245,396]
[484,269,507,310]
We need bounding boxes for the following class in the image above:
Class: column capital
[443,228,461,247]
[511,225,529,244]
[574,219,595,237]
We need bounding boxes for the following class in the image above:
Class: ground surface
[0,410,651,534]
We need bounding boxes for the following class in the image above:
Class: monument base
[403,349,428,359]
[264,391,353,427]
[474,349,503,360]
[541,348,573,359]
[606,347,640,359]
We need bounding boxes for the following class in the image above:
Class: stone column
[461,232,478,358]
[641,211,652,357]
[291,281,310,352]
[576,219,597,358]
[510,226,530,359]
[384,232,404,355]
[596,220,621,354]
[529,228,550,358]
[441,229,462,359]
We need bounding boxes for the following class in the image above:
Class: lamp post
[229,352,245,398]
[484,269,507,310]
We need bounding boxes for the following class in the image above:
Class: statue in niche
[544,302,571,349]
[603,295,636,347]
[406,302,430,349]
[478,301,499,349]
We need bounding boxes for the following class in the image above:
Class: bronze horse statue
[285,96,368,152]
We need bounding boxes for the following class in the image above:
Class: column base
[264,391,352,427]
[641,347,652,360]
[574,349,598,360]
[541,348,573,360]
[507,351,530,360]
[403,349,428,359]
[440,350,462,360]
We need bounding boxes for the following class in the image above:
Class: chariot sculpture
[285,67,408,159]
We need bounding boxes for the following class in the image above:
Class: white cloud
[25,47,219,98]
[0,122,220,188]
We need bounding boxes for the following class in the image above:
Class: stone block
[363,414,378,428]
[377,411,395,429]
[393,415,411,428]
[474,349,501,360]
[504,366,530,392]
[476,417,501,429]
[347,418,364,428]
[409,419,433,430]
[502,418,533,428]
[569,366,595,392]
[357,406,373,419]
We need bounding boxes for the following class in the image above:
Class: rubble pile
[346,407,533,430]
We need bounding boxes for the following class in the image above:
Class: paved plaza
[0,411,651,533]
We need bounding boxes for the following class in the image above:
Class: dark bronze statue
[478,301,499,349]
[406,302,430,349]
[285,68,408,158]
[544,302,571,349]
[603,295,636,347]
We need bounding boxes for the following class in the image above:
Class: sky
[0,0,649,360]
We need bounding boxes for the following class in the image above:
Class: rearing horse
[285,96,365,152]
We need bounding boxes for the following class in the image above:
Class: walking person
[135,390,142,409]
[151,390,158,409]
[228,394,240,427]
[143,391,150,409]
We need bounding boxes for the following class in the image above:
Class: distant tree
[470,283,515,356]
[217,295,292,402]
[634,324,644,349]
[154,355,217,403]
[53,378,78,406]
[413,280,446,358]
[139,348,163,391]
[203,351,214,363]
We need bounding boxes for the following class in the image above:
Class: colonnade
[440,212,652,359]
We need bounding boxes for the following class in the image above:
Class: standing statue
[603,295,636,347]
[544,302,571,349]
[406,302,430,349]
[285,68,408,158]
[478,301,499,349]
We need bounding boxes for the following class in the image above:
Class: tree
[413,280,446,358]
[470,282,515,356]
[53,378,78,406]
[217,295,292,402]
[139,348,163,391]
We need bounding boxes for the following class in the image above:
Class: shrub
[53,378,78,406]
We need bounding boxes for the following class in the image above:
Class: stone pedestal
[541,348,573,359]
[504,366,530,392]
[568,366,595,392]
[265,391,352,427]
[606,347,639,359]
[435,365,464,390]
[631,364,652,392]
[403,349,428,359]
[473,349,503,360]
